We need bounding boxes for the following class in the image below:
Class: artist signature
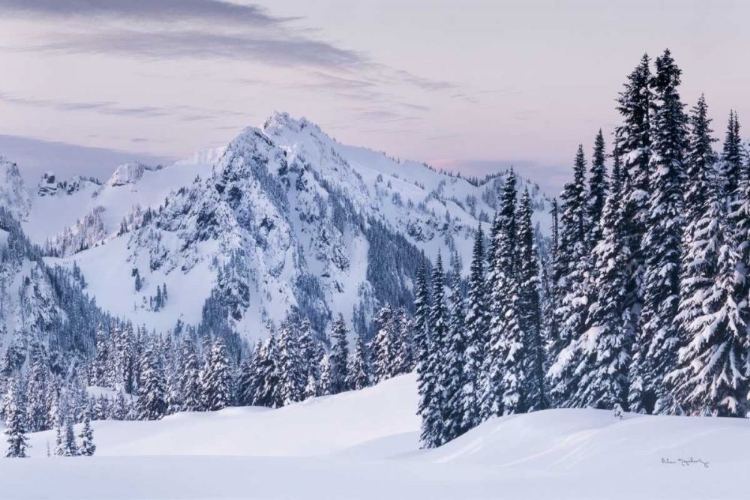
[661,457,709,468]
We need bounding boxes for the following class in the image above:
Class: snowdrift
[4,373,748,499]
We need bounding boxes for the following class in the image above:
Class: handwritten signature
[661,457,709,468]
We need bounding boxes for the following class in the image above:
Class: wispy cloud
[393,70,456,91]
[16,30,366,69]
[0,92,245,121]
[0,0,292,26]
[356,109,419,123]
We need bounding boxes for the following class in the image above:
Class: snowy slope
[5,373,748,500]
[2,113,552,341]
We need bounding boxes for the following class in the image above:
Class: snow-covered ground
[2,373,747,499]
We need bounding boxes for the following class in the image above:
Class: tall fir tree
[517,189,547,411]
[393,310,415,375]
[587,129,609,248]
[4,378,29,458]
[418,253,448,448]
[278,320,305,405]
[572,146,631,411]
[179,337,202,411]
[442,251,467,442]
[631,49,688,414]
[460,224,488,431]
[329,314,350,394]
[484,170,527,416]
[347,336,373,391]
[372,304,398,383]
[670,112,749,416]
[200,337,233,411]
[548,146,589,406]
[255,336,282,408]
[614,55,654,408]
[137,340,167,420]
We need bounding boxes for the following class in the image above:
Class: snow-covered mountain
[1,113,552,343]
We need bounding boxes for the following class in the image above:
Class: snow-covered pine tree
[543,199,563,373]
[587,129,609,249]
[347,336,372,390]
[631,49,688,414]
[162,335,182,415]
[518,189,547,411]
[4,378,29,458]
[548,146,589,407]
[442,251,467,442]
[722,111,743,204]
[572,141,631,411]
[318,354,331,397]
[613,54,653,410]
[278,320,305,405]
[235,358,254,406]
[413,255,432,362]
[137,339,167,420]
[460,224,488,432]
[393,309,415,375]
[297,319,319,399]
[26,342,50,432]
[484,169,528,417]
[420,252,448,447]
[200,337,233,411]
[79,412,96,456]
[329,314,350,394]
[255,335,282,408]
[179,337,202,411]
[669,95,721,414]
[372,303,398,383]
[669,112,749,417]
[93,326,110,387]
[63,418,79,456]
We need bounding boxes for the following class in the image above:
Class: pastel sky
[0,0,748,194]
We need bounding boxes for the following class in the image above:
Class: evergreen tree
[442,252,467,442]
[78,412,96,456]
[460,224,488,431]
[62,418,78,456]
[572,150,631,411]
[137,340,167,420]
[4,379,29,458]
[26,343,50,432]
[329,314,350,394]
[518,189,546,411]
[200,337,233,411]
[721,111,743,204]
[631,49,688,414]
[548,146,589,406]
[279,320,305,405]
[485,169,530,417]
[614,55,654,405]
[669,112,749,417]
[236,358,254,406]
[255,335,282,408]
[587,129,609,248]
[413,255,432,363]
[393,310,415,375]
[179,337,202,411]
[419,253,448,447]
[372,304,398,383]
[544,199,563,370]
[347,336,372,391]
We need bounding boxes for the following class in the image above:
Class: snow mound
[27,373,421,459]
[5,372,750,499]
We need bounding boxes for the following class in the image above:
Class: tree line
[415,49,750,448]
